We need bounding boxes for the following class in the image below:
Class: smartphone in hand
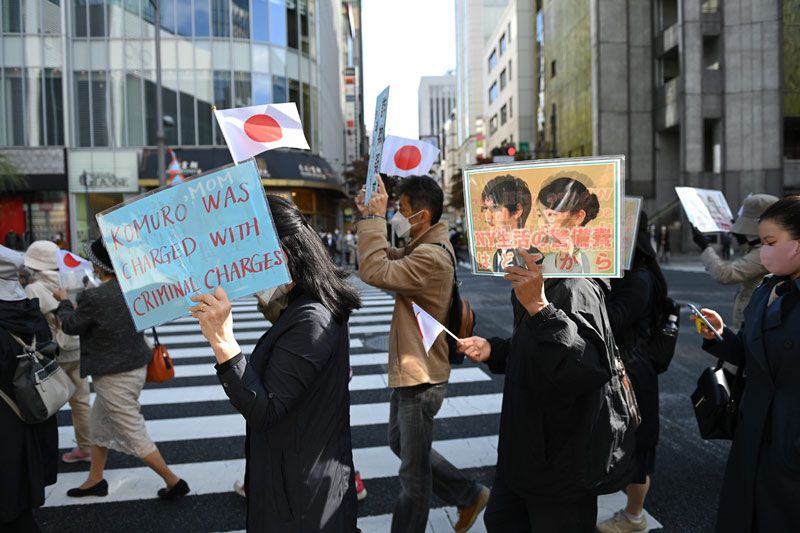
[686,302,724,342]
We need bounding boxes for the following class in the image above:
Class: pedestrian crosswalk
[36,277,662,532]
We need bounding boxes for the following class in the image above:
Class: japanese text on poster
[364,86,390,203]
[675,187,734,233]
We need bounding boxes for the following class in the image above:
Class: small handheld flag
[380,136,439,178]
[412,302,458,355]
[56,250,97,290]
[213,103,310,164]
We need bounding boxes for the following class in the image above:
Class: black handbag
[691,357,745,440]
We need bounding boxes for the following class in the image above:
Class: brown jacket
[356,218,454,388]
[701,245,769,330]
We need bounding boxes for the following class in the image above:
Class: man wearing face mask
[356,175,489,533]
[691,194,778,329]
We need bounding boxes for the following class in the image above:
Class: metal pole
[81,171,92,240]
[154,0,166,187]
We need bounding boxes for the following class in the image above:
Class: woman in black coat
[695,196,800,532]
[191,195,361,532]
[0,246,57,532]
[598,212,668,533]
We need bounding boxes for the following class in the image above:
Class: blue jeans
[388,383,481,533]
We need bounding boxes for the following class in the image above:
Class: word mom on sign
[97,160,291,331]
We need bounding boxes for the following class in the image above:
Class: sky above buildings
[362,0,456,139]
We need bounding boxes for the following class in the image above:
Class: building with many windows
[418,73,456,153]
[0,0,364,249]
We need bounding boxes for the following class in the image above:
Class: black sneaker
[66,479,108,498]
[157,479,190,500]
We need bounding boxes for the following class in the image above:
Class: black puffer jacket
[487,278,613,502]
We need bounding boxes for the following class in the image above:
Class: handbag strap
[0,387,24,421]
[151,327,160,346]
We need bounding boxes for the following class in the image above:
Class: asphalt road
[457,264,738,533]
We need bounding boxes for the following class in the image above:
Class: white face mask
[390,210,424,239]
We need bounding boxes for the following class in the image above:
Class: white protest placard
[675,187,734,233]
[622,196,643,270]
[96,160,291,331]
[364,86,390,203]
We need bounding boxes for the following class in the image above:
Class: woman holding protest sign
[191,195,362,532]
[54,238,189,500]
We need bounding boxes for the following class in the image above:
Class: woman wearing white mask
[694,195,800,533]
[191,195,362,532]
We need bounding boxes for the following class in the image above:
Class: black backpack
[647,296,681,373]
[435,244,476,365]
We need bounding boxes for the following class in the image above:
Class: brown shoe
[453,485,490,533]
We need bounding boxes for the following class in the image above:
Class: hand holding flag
[412,302,458,355]
[56,250,98,290]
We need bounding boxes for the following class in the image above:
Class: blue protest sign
[96,160,291,331]
[364,86,390,203]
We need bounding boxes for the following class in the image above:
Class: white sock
[623,510,644,522]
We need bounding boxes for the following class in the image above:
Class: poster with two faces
[463,156,632,278]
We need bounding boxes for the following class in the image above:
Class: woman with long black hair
[191,195,362,532]
[597,212,668,533]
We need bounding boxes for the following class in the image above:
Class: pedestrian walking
[457,251,621,532]
[597,212,668,533]
[54,238,189,500]
[192,195,361,532]
[356,175,489,533]
[23,240,92,464]
[694,195,800,532]
[657,225,670,263]
[691,194,779,329]
[0,245,58,533]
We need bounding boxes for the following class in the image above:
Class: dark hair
[396,175,444,224]
[536,174,600,226]
[267,195,361,322]
[480,175,532,228]
[758,195,800,239]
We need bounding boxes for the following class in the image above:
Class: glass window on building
[144,71,157,144]
[253,72,271,104]
[288,78,299,105]
[212,0,228,37]
[286,0,297,49]
[126,72,145,145]
[500,68,506,91]
[196,70,213,144]
[176,0,192,36]
[488,49,497,73]
[301,82,311,148]
[163,76,178,146]
[88,0,106,37]
[231,0,249,38]
[41,0,62,33]
[269,0,286,46]
[122,0,142,37]
[74,70,91,146]
[73,0,88,36]
[1,68,25,146]
[499,33,506,56]
[194,0,210,36]
[500,104,507,125]
[42,69,64,146]
[214,70,231,144]
[508,60,512,81]
[234,71,252,107]
[306,0,315,59]
[252,0,268,42]
[272,75,286,103]
[2,0,22,32]
[91,70,109,145]
[488,81,498,105]
[299,0,309,54]
[180,91,196,145]
[161,0,176,34]
[509,96,512,119]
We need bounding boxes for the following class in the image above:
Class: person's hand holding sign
[356,175,389,219]
[190,287,241,364]
[503,248,549,317]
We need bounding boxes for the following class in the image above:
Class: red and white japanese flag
[380,135,440,177]
[56,250,97,290]
[213,103,310,163]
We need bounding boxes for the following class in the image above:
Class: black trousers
[484,475,597,533]
[1,509,40,533]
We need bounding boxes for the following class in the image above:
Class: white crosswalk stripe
[43,277,661,532]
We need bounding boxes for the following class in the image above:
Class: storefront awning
[138,148,345,194]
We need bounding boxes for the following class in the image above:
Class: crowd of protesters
[2,176,798,533]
